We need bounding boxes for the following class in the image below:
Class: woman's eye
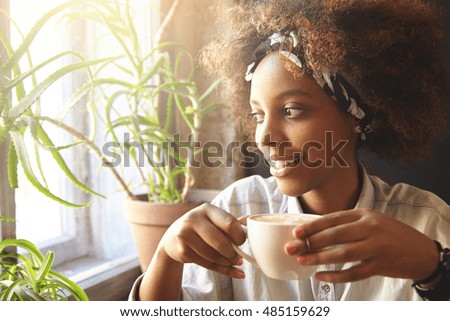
[284,107,304,118]
[250,111,264,124]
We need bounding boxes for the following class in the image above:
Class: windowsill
[57,254,142,301]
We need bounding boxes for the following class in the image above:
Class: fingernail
[234,257,243,266]
[315,273,325,281]
[233,270,245,279]
[294,227,305,238]
[297,255,309,265]
[285,243,297,255]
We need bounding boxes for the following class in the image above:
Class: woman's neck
[298,164,362,215]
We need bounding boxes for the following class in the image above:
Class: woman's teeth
[272,156,301,169]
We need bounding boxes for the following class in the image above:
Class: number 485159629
[262,305,331,317]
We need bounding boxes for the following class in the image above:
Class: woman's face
[250,52,358,197]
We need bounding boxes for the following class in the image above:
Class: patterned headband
[245,32,372,140]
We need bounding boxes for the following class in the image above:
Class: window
[1,0,160,281]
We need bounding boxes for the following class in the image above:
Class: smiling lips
[268,154,302,177]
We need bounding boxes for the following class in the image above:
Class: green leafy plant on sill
[1,0,222,206]
[0,238,88,301]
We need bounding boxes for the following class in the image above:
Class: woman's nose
[259,132,276,147]
[256,117,281,148]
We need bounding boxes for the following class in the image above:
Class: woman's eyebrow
[250,88,312,105]
[276,88,312,100]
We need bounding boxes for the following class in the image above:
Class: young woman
[131,0,449,300]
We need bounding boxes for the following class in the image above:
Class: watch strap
[412,240,450,301]
[412,240,443,286]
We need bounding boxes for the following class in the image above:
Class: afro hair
[200,0,450,165]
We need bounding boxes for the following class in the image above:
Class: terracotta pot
[125,197,200,272]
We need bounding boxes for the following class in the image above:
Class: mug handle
[231,225,260,269]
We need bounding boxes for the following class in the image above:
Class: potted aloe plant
[1,0,222,272]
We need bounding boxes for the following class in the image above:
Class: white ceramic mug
[233,213,320,280]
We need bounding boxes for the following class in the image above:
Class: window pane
[11,0,71,245]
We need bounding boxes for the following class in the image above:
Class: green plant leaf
[155,81,195,95]
[48,271,89,301]
[36,251,54,280]
[0,20,25,100]
[173,92,195,130]
[200,103,225,117]
[104,89,130,143]
[141,41,183,62]
[0,95,7,117]
[0,253,37,293]
[0,216,15,223]
[0,239,44,261]
[162,92,174,133]
[2,279,30,301]
[9,131,91,208]
[8,57,115,120]
[56,82,92,121]
[198,80,221,103]
[0,125,8,145]
[29,121,50,189]
[0,24,13,59]
[7,139,19,189]
[35,121,105,198]
[0,0,89,76]
[5,51,82,91]
[95,9,139,71]
[137,55,165,86]
[93,77,134,88]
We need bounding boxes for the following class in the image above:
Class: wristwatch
[412,240,450,301]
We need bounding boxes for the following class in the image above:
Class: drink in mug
[233,213,320,280]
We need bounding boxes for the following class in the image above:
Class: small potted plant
[59,0,222,271]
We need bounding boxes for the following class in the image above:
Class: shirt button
[322,284,331,292]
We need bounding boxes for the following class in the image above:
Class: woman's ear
[345,114,360,134]
[348,115,363,143]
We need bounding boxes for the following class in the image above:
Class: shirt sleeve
[128,274,144,301]
[181,264,233,300]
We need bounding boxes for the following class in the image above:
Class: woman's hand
[158,203,247,279]
[284,208,439,283]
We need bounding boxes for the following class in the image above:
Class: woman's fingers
[286,220,368,255]
[238,214,249,225]
[293,210,362,240]
[286,208,440,282]
[161,203,246,278]
[315,260,376,283]
[177,230,235,266]
[296,241,372,265]
[203,204,247,246]
[177,243,245,279]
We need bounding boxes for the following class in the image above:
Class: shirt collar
[287,196,303,214]
[354,163,375,209]
[286,163,375,214]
